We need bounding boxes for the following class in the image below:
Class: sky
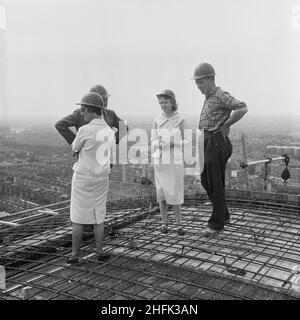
[0,0,300,125]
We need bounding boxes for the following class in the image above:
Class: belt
[204,129,219,135]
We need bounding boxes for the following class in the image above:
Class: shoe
[66,256,79,265]
[224,218,230,225]
[97,252,110,262]
[160,226,168,234]
[128,239,139,249]
[177,228,185,236]
[201,227,223,237]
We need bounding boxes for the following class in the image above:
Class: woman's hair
[168,97,178,111]
[160,95,178,111]
[171,99,178,112]
[86,106,103,116]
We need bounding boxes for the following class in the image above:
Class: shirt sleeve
[217,90,247,110]
[111,110,123,127]
[111,110,128,145]
[55,109,82,145]
[174,118,191,147]
[109,129,116,166]
[150,120,160,152]
[72,126,85,153]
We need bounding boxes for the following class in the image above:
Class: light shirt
[72,118,115,177]
[151,112,190,164]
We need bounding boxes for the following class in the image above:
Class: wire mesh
[1,193,299,300]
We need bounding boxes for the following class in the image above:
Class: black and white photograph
[0,0,300,308]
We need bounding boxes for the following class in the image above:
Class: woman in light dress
[67,92,115,264]
[151,89,190,235]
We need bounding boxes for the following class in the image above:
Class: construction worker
[192,63,248,235]
[55,84,127,146]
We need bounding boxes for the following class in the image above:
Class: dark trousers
[201,132,232,230]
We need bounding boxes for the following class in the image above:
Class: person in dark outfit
[192,63,248,235]
[55,85,127,236]
[55,84,126,145]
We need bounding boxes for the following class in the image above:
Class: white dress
[71,118,115,225]
[151,112,189,205]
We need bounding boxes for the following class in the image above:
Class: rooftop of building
[0,189,299,300]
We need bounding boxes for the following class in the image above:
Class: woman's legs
[94,223,105,253]
[159,200,168,226]
[94,223,110,261]
[173,205,185,235]
[72,223,84,257]
[173,204,182,226]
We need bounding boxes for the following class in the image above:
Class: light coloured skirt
[70,171,109,225]
[154,164,184,205]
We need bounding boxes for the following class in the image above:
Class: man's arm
[104,109,128,144]
[217,90,248,136]
[72,126,85,153]
[55,109,83,145]
[220,105,248,136]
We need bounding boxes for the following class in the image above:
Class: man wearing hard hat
[192,63,248,235]
[55,84,127,145]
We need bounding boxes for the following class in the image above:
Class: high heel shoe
[160,226,168,234]
[66,256,79,265]
[177,228,185,236]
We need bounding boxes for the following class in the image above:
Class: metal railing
[240,154,290,192]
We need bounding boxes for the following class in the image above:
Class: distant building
[272,183,300,195]
[267,145,300,158]
[0,126,10,133]
[0,211,9,218]
[231,170,238,178]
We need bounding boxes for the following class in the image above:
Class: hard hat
[191,63,216,80]
[75,92,104,108]
[156,89,176,101]
[89,84,111,98]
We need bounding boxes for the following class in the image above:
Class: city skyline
[0,0,300,124]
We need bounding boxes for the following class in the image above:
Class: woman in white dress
[151,89,190,235]
[67,92,115,264]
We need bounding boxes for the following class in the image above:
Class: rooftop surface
[0,191,300,300]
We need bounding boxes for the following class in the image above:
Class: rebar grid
[0,196,300,300]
